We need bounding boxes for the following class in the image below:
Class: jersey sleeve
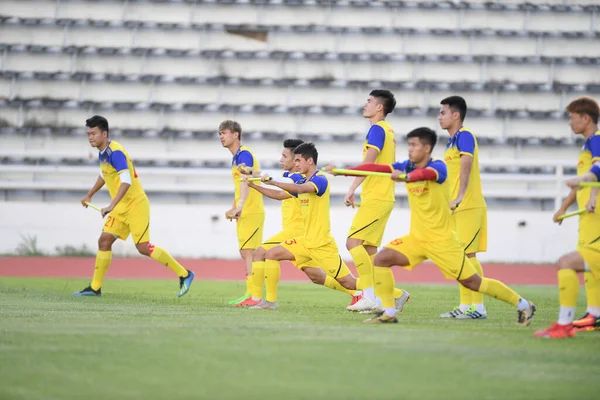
[310,175,329,197]
[365,125,386,152]
[428,160,448,184]
[110,150,129,173]
[456,130,475,157]
[590,136,600,162]
[237,150,255,168]
[392,160,409,171]
[287,173,305,184]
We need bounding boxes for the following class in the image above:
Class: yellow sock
[374,266,395,309]
[458,282,472,306]
[478,277,520,307]
[349,246,373,288]
[584,271,600,308]
[150,246,187,277]
[558,269,580,307]
[251,261,265,299]
[469,257,484,304]
[91,250,112,290]
[393,288,404,299]
[323,276,356,296]
[265,259,280,302]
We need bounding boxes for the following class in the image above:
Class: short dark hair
[440,96,467,122]
[283,138,304,151]
[86,115,109,136]
[370,89,396,116]
[407,127,437,152]
[219,120,242,141]
[293,142,318,165]
[566,97,599,125]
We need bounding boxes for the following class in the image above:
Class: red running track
[0,257,566,285]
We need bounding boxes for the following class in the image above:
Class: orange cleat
[534,322,576,339]
[233,297,261,307]
[572,313,600,331]
[349,292,363,307]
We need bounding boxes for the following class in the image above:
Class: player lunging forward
[220,120,266,305]
[74,115,194,297]
[332,128,536,325]
[438,96,488,319]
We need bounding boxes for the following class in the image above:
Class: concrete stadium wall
[0,201,577,263]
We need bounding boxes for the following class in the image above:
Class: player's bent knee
[459,274,481,291]
[557,253,579,271]
[136,242,151,256]
[303,267,325,285]
[253,247,267,261]
[98,234,115,251]
[346,237,363,251]
[373,249,396,268]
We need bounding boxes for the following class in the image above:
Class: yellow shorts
[103,196,151,244]
[261,224,304,251]
[384,234,477,280]
[236,212,265,250]
[452,207,487,254]
[347,199,394,247]
[280,237,351,279]
[578,241,600,279]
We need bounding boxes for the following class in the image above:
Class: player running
[74,115,194,297]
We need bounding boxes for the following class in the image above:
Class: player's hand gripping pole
[84,201,102,213]
[247,177,273,182]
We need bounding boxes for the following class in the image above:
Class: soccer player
[259,143,363,301]
[334,127,536,324]
[345,90,410,313]
[234,138,306,309]
[535,163,600,338]
[219,120,265,305]
[74,115,194,297]
[438,96,488,319]
[539,97,600,336]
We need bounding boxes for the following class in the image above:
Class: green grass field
[1,278,599,400]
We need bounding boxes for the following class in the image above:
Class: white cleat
[347,296,378,312]
[440,307,464,318]
[250,300,278,310]
[395,290,411,312]
[455,306,487,319]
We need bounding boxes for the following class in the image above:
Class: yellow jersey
[281,171,304,229]
[443,126,486,210]
[362,120,396,202]
[231,145,264,214]
[99,141,146,213]
[298,172,333,248]
[577,131,600,245]
[392,159,454,242]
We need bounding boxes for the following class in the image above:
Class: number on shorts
[284,239,297,246]
[104,216,115,228]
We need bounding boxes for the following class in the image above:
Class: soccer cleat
[73,286,101,297]
[347,296,378,312]
[349,291,363,307]
[233,297,261,307]
[250,300,279,310]
[440,306,464,318]
[534,322,576,339]
[228,293,250,305]
[572,312,600,331]
[395,290,411,312]
[456,305,487,319]
[517,302,536,326]
[363,312,398,324]
[178,270,195,297]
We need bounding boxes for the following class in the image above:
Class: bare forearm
[109,183,131,208]
[457,156,472,198]
[238,181,250,207]
[349,176,366,192]
[248,183,292,201]
[270,181,314,194]
[87,176,105,197]
[560,188,577,210]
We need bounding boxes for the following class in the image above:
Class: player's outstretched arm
[81,175,105,208]
[247,181,293,201]
[266,179,316,195]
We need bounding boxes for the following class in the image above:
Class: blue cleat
[73,286,102,297]
[178,270,194,297]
